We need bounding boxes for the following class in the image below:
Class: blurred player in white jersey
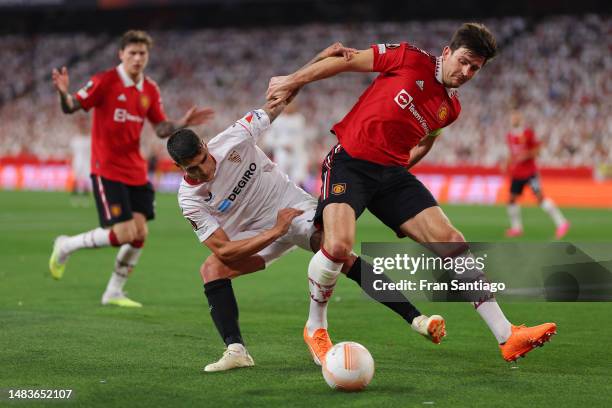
[167,43,445,372]
[69,135,91,196]
[262,101,310,187]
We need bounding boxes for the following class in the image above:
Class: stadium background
[1,0,610,207]
[1,1,610,407]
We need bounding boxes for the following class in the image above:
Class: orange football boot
[303,326,333,366]
[500,323,557,362]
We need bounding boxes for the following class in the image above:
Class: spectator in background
[0,16,608,175]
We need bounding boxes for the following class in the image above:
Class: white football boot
[203,343,255,372]
[411,314,446,344]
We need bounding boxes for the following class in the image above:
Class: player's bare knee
[324,239,353,261]
[135,225,148,242]
[112,223,137,244]
[200,255,231,283]
[124,227,138,244]
[446,228,466,243]
[451,236,469,258]
[122,231,136,244]
[428,227,468,257]
[133,213,148,240]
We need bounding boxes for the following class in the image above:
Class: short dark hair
[120,30,153,50]
[450,23,497,63]
[167,129,202,164]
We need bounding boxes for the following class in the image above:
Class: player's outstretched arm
[52,66,82,114]
[155,106,215,139]
[405,131,440,171]
[299,42,358,71]
[265,42,358,112]
[266,46,372,107]
[203,208,303,264]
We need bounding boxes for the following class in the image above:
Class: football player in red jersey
[503,109,570,239]
[49,30,214,307]
[268,23,556,362]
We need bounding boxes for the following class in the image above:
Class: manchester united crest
[437,103,449,123]
[140,94,150,109]
[331,183,346,195]
[111,204,122,217]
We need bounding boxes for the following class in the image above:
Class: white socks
[104,243,143,296]
[541,198,566,227]
[509,199,566,230]
[507,204,522,230]
[306,250,343,336]
[452,251,512,344]
[60,227,111,259]
[474,301,512,344]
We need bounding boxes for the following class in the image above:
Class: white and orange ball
[322,341,375,391]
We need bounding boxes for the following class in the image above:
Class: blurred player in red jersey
[504,109,570,239]
[48,30,214,307]
[268,23,556,362]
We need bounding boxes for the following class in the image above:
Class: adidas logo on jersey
[228,151,241,164]
[416,80,424,91]
[117,94,127,102]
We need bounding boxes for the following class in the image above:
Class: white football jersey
[178,109,312,243]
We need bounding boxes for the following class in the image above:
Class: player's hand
[282,86,302,106]
[273,208,304,236]
[319,42,358,61]
[181,106,215,127]
[51,66,70,95]
[266,75,298,108]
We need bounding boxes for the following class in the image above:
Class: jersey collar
[183,175,206,186]
[182,152,220,186]
[435,56,458,98]
[116,64,144,91]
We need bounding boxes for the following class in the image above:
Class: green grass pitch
[1,191,611,407]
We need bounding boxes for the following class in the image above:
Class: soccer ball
[322,341,375,391]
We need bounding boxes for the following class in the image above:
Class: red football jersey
[331,42,461,166]
[506,128,539,179]
[75,64,167,185]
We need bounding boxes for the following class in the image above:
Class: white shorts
[232,196,317,266]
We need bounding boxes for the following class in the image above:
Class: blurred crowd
[1,15,610,179]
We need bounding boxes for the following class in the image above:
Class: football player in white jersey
[167,43,446,372]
